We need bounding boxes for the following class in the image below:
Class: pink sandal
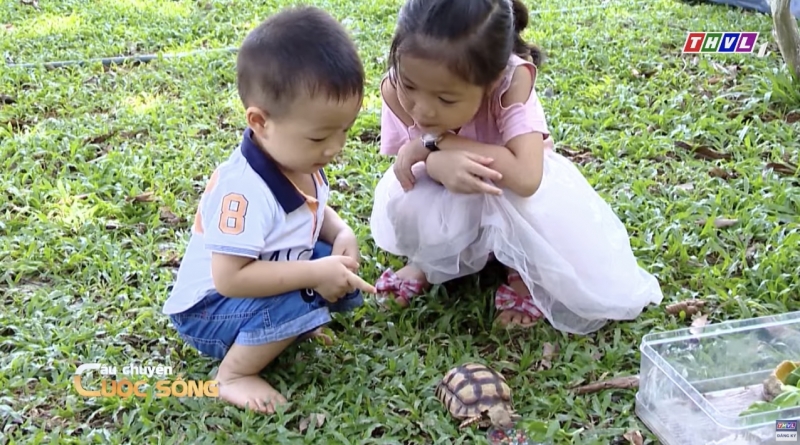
[375,269,426,307]
[495,271,543,327]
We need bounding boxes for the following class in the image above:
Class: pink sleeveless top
[379,54,554,155]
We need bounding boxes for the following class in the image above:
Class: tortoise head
[486,405,515,430]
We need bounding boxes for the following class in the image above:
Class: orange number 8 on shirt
[218,193,248,235]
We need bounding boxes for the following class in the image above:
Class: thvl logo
[682,32,769,57]
[776,419,798,442]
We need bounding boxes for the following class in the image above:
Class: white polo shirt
[162,128,330,315]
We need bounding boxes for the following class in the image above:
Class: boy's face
[248,93,362,175]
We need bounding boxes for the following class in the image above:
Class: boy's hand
[394,137,431,191]
[312,256,376,303]
[426,150,503,195]
[331,229,360,268]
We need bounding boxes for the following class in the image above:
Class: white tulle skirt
[370,149,664,335]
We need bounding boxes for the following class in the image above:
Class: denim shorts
[169,241,363,360]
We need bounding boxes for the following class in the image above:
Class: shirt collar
[240,127,308,214]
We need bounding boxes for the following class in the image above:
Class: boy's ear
[245,107,270,134]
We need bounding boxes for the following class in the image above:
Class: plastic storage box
[636,311,800,445]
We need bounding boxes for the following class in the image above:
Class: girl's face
[395,55,486,136]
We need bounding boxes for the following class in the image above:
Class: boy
[162,6,375,414]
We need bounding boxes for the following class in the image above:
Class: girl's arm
[379,77,418,155]
[437,132,543,197]
[436,66,545,197]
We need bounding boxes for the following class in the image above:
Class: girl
[370,0,664,334]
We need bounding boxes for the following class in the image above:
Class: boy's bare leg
[215,336,296,413]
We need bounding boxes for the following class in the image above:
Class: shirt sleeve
[199,175,275,259]
[494,63,551,145]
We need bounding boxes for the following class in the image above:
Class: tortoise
[435,363,519,429]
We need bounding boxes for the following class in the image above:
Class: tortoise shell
[435,363,514,422]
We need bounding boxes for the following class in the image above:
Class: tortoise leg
[459,416,481,429]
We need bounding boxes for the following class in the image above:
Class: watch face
[421,134,438,150]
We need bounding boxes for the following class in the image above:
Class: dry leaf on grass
[536,342,559,370]
[572,375,639,395]
[298,413,326,433]
[8,204,29,215]
[674,141,732,161]
[159,207,182,225]
[623,430,644,445]
[785,111,800,124]
[560,145,595,164]
[159,252,181,268]
[695,217,738,228]
[128,192,155,203]
[745,244,759,265]
[665,300,705,316]
[765,162,798,177]
[84,131,118,146]
[713,218,738,228]
[709,167,735,179]
[638,69,657,78]
[690,313,710,335]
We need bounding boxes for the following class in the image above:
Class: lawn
[1,0,799,443]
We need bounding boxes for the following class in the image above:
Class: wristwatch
[421,133,443,151]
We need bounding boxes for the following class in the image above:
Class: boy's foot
[375,264,430,307]
[214,337,295,414]
[495,270,542,328]
[216,374,287,414]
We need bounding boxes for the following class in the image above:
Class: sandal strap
[495,284,543,320]
[375,269,424,301]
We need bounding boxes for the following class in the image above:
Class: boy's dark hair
[388,0,544,87]
[237,6,364,117]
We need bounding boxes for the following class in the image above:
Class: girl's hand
[427,150,504,195]
[394,138,431,191]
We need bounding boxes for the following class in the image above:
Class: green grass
[1,0,799,443]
